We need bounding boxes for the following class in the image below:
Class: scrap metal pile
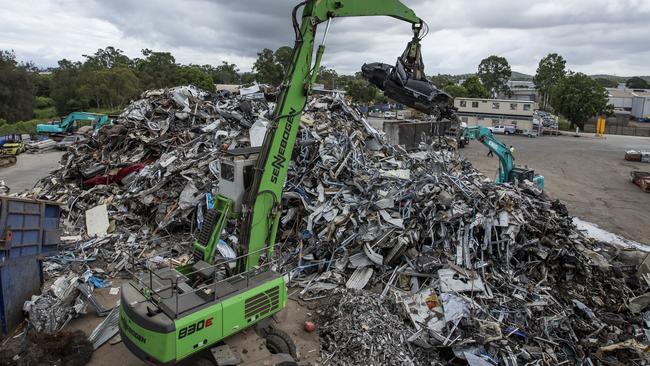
[278,100,647,364]
[22,85,649,365]
[27,85,274,274]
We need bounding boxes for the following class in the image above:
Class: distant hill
[448,71,533,81]
[441,72,649,84]
[589,74,650,83]
[511,71,533,81]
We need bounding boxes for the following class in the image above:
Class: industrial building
[607,88,650,120]
[631,92,650,120]
[453,97,538,132]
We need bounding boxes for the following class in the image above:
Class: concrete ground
[460,133,650,244]
[0,150,64,192]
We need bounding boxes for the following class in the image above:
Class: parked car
[491,125,516,135]
[56,135,87,150]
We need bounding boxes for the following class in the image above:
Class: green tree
[594,77,618,88]
[0,50,36,122]
[316,67,338,89]
[51,59,85,115]
[626,77,649,89]
[345,78,378,103]
[239,72,256,85]
[83,46,132,70]
[135,49,179,90]
[253,48,284,86]
[443,84,468,99]
[533,53,566,110]
[34,73,52,97]
[177,64,214,91]
[274,46,293,75]
[551,72,612,130]
[461,76,489,98]
[212,61,240,84]
[429,74,454,88]
[477,55,511,97]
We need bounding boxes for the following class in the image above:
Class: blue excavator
[36,112,111,136]
[464,126,545,189]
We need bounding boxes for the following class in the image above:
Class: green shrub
[35,96,55,109]
[558,118,572,131]
[0,120,39,135]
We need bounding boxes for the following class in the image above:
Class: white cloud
[0,0,648,76]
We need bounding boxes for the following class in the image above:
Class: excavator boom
[464,126,544,189]
[241,0,422,270]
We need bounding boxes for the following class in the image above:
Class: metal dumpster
[0,196,61,334]
[383,120,452,150]
[0,255,42,334]
[0,196,61,259]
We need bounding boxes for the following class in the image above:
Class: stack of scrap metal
[626,150,650,163]
[26,139,57,153]
[632,171,650,192]
[276,99,649,364]
[16,85,650,365]
[23,85,274,276]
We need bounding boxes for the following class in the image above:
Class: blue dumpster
[0,255,43,334]
[0,196,61,259]
[0,196,61,334]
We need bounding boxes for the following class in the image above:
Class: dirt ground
[460,133,650,243]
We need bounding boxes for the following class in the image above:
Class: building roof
[608,89,634,98]
[455,97,535,104]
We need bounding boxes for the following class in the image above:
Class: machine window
[220,162,235,182]
[523,104,531,111]
[460,100,467,107]
[510,103,517,110]
[471,101,479,108]
[492,102,500,109]
[243,165,255,190]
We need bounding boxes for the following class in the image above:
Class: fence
[583,124,650,137]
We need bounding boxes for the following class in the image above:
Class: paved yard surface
[460,133,650,244]
[0,150,64,193]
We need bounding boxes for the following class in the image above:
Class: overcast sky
[1,0,649,76]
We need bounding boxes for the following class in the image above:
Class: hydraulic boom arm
[464,126,544,189]
[241,0,423,270]
[464,126,514,184]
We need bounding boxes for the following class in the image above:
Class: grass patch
[558,117,572,131]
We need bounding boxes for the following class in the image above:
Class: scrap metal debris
[626,150,650,163]
[17,85,650,365]
[320,291,430,365]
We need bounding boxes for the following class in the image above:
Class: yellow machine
[0,134,26,155]
[596,116,606,137]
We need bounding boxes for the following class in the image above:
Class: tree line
[0,46,644,130]
[430,53,619,130]
[0,46,384,126]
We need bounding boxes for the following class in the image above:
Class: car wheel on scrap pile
[265,328,297,360]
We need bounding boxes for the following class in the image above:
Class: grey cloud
[0,0,648,76]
